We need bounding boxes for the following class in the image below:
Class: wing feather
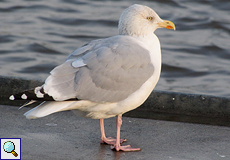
[43,35,154,102]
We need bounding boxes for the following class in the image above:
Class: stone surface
[1,77,230,126]
[1,105,230,160]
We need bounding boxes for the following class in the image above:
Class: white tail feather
[24,101,78,119]
[19,100,37,110]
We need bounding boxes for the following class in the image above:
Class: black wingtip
[9,88,55,101]
[9,87,80,101]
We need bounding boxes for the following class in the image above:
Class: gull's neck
[132,33,160,53]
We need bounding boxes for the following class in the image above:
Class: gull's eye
[147,17,153,20]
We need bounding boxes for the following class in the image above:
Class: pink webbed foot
[110,144,141,152]
[110,115,141,152]
[100,137,127,145]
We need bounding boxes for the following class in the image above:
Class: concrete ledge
[126,91,230,126]
[1,76,230,126]
[0,76,43,106]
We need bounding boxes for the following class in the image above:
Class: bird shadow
[95,143,128,160]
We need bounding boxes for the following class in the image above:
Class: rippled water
[0,0,230,97]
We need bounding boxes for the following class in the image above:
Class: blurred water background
[0,0,229,97]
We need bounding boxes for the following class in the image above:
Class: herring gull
[9,4,175,151]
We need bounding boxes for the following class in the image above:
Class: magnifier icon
[3,141,18,157]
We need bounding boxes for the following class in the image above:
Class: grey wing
[66,39,103,60]
[43,36,154,103]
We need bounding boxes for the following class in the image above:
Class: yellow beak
[157,20,176,30]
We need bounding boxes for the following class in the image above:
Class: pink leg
[110,114,141,151]
[100,119,126,145]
